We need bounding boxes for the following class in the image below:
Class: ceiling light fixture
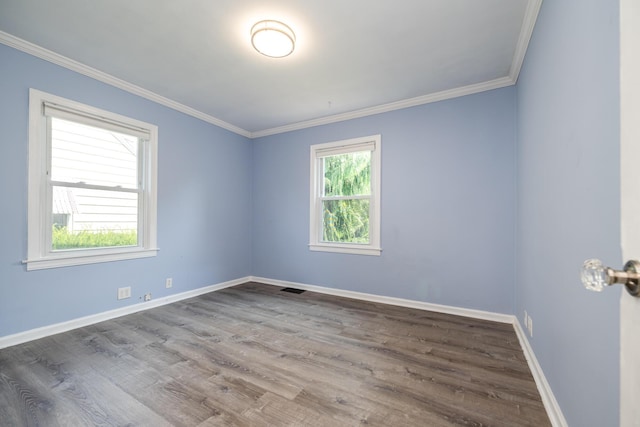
[251,20,296,58]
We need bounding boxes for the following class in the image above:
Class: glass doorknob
[581,259,640,296]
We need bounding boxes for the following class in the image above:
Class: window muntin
[310,135,381,255]
[26,89,158,270]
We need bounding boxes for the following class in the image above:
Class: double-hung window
[309,135,381,255]
[25,89,158,270]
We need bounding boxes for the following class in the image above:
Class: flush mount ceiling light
[251,20,296,58]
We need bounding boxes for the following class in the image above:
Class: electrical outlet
[165,277,173,288]
[144,292,152,302]
[117,286,131,300]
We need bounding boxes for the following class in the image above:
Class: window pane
[323,151,371,197]
[51,117,139,189]
[51,186,138,250]
[322,199,370,243]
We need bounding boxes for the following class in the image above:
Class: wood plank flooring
[0,282,551,426]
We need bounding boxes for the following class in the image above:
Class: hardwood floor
[0,282,551,426]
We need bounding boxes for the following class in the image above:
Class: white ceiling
[0,0,541,137]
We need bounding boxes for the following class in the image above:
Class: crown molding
[2,0,541,141]
[250,76,515,138]
[0,30,251,138]
[510,0,543,82]
[252,0,542,139]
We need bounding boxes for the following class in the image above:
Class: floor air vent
[281,287,306,294]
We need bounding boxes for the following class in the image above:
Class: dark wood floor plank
[0,337,171,427]
[0,281,551,426]
[198,288,537,418]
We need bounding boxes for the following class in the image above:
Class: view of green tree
[322,151,371,243]
[52,227,137,250]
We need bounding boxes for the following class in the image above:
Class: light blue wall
[1,3,623,421]
[0,44,253,337]
[516,0,620,425]
[252,88,517,314]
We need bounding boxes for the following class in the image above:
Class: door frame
[619,0,640,425]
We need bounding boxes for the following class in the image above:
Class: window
[25,89,158,270]
[309,135,381,255]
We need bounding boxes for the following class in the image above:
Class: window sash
[43,101,150,139]
[320,197,371,244]
[314,141,375,158]
[48,180,142,193]
[47,184,141,252]
[26,88,158,270]
[45,112,146,254]
[309,135,381,256]
[47,115,143,190]
[320,194,371,201]
[317,192,373,243]
[321,151,372,197]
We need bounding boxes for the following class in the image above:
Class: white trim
[309,243,381,256]
[620,0,640,424]
[0,0,543,141]
[43,101,150,139]
[0,276,250,350]
[250,276,513,324]
[513,319,569,427]
[509,0,543,83]
[0,272,566,427]
[251,77,514,138]
[309,135,381,256]
[23,248,159,271]
[0,31,250,138]
[26,89,159,270]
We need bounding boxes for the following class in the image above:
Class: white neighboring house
[52,187,78,232]
[51,118,138,235]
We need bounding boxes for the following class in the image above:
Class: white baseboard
[513,319,568,427]
[1,274,567,427]
[0,276,250,350]
[249,276,514,324]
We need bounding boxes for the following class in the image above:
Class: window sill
[24,247,159,271]
[309,243,381,256]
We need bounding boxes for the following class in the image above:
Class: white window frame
[25,89,158,270]
[309,134,381,256]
